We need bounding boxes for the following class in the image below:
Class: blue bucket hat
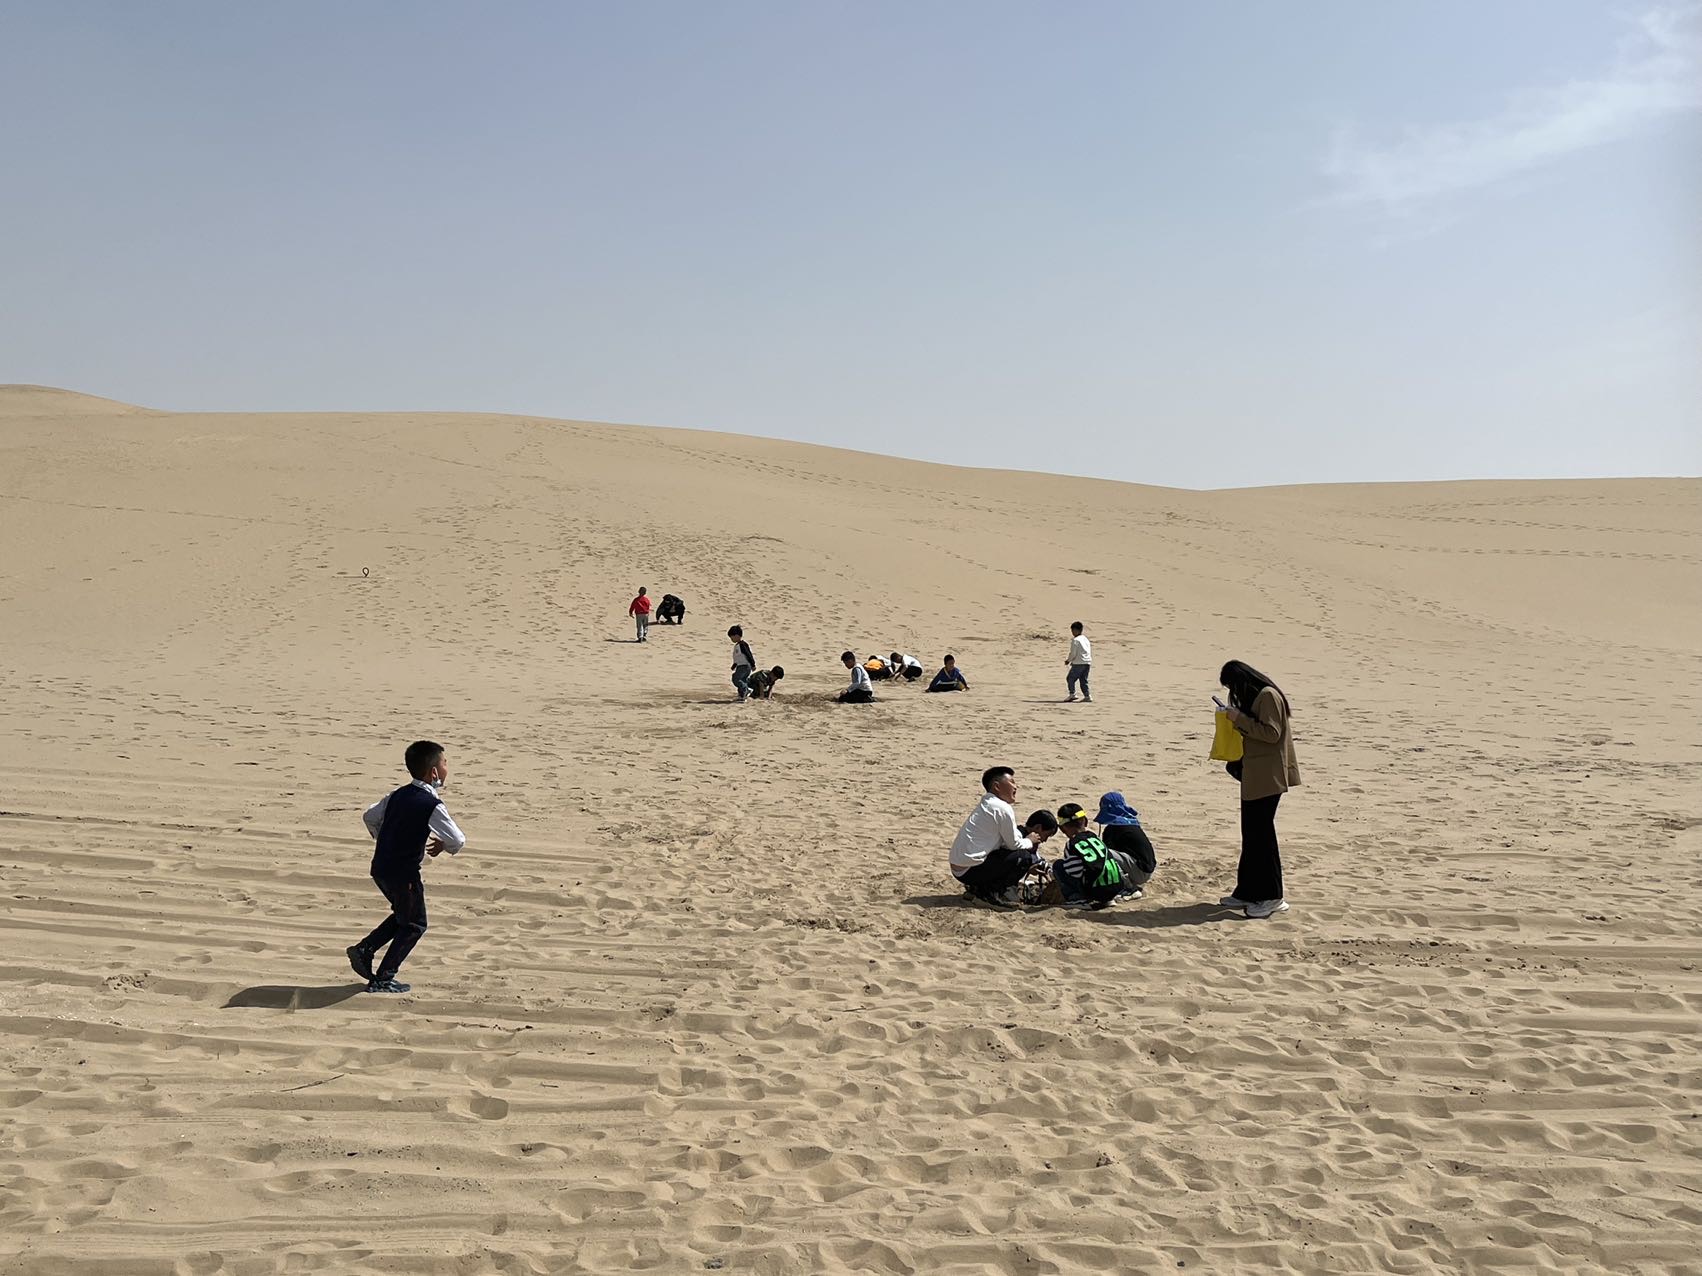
[1095,791,1141,827]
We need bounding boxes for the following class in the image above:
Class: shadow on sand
[224,983,368,1010]
[904,895,1238,930]
[1077,902,1239,930]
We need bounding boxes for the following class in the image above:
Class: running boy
[347,740,467,993]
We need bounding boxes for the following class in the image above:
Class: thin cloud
[1322,5,1702,212]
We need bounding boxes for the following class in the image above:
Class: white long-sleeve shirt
[1068,635,1092,665]
[950,793,1032,874]
[848,663,872,694]
[363,779,467,854]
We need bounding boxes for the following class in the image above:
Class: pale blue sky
[2,2,1697,487]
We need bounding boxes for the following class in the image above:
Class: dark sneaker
[365,978,411,994]
[346,946,374,982]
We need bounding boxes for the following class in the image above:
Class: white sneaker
[1219,894,1251,908]
[1244,899,1290,918]
[1115,888,1143,901]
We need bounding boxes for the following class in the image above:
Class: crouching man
[949,766,1055,907]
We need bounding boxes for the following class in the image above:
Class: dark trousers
[358,872,429,979]
[1067,664,1091,697]
[1236,794,1283,903]
[955,846,1039,897]
[838,687,873,703]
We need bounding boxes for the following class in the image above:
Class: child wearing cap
[1095,791,1157,882]
[1052,801,1146,908]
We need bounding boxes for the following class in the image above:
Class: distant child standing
[628,587,652,642]
[729,625,756,701]
[1066,621,1092,702]
[347,740,466,994]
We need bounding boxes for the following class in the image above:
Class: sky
[1,1,1697,489]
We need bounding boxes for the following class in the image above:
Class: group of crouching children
[727,622,972,704]
[950,767,1156,909]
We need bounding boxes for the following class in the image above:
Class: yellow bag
[1210,709,1244,762]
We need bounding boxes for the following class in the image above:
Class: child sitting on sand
[839,652,874,703]
[926,654,969,692]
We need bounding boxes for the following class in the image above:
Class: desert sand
[1,384,1698,1275]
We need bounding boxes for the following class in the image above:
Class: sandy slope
[1,386,1698,1275]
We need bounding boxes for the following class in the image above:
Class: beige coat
[1228,686,1301,801]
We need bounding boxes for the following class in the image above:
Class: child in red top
[628,587,652,642]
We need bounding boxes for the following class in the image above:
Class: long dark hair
[1220,660,1291,716]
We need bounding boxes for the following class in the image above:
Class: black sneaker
[365,978,411,994]
[346,946,374,982]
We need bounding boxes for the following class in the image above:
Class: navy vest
[372,782,442,874]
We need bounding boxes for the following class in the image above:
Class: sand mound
[0,384,155,417]
[0,393,1697,1274]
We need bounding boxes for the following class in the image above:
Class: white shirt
[848,662,872,693]
[1068,635,1091,665]
[732,639,754,669]
[950,793,1032,874]
[364,779,467,854]
[894,654,922,673]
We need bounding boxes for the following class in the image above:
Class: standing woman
[1214,660,1301,918]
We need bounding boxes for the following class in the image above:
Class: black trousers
[956,846,1040,897]
[838,687,873,703]
[1236,794,1283,903]
[358,872,429,979]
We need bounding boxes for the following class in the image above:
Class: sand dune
[1,388,1698,1275]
